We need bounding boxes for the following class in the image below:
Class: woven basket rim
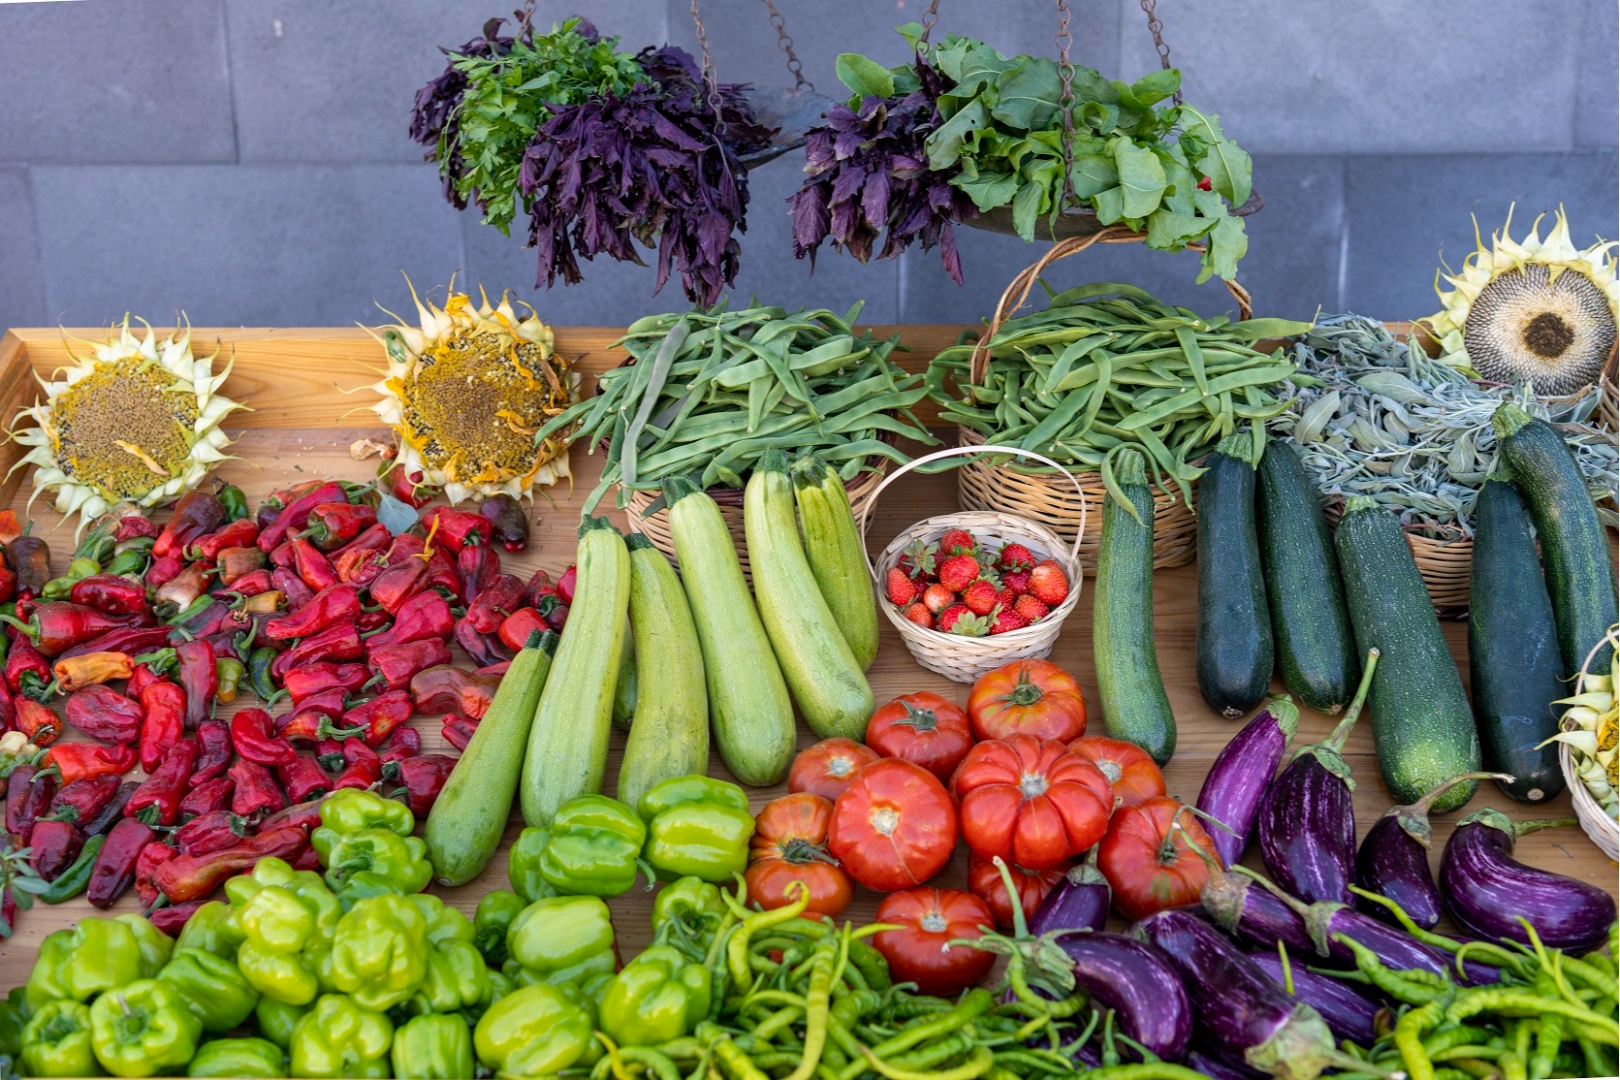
[1559,743,1620,858]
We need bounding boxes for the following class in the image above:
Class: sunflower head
[370,280,578,504]
[8,317,241,524]
[1423,207,1619,395]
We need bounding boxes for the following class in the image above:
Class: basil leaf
[991,56,1061,131]
[1070,154,1119,199]
[1011,179,1047,242]
[1145,208,1216,250]
[836,53,895,100]
[926,100,990,171]
[1112,137,1168,218]
[1130,68,1182,106]
[1179,105,1253,206]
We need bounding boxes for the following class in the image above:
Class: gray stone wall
[0,0,1614,332]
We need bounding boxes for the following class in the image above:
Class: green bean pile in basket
[926,282,1312,510]
[538,301,937,513]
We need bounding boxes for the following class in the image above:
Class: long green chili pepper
[1443,989,1618,1043]
[1395,997,1450,1080]
[859,1044,993,1080]
[779,935,838,1080]
[728,882,811,993]
[37,834,106,903]
[1334,933,1455,1005]
[1069,1065,1219,1080]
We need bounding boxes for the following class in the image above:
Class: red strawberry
[922,583,956,614]
[961,579,999,616]
[937,604,972,633]
[901,602,933,628]
[1004,569,1031,595]
[999,542,1036,571]
[945,610,990,637]
[989,606,1027,635]
[897,539,937,582]
[996,587,1017,610]
[886,567,919,606]
[1027,560,1069,606]
[938,554,980,593]
[1014,593,1050,624]
[938,528,976,557]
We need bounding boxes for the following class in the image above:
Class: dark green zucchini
[1255,442,1360,713]
[1196,435,1274,717]
[1094,447,1175,764]
[1335,496,1481,809]
[1493,403,1617,680]
[1466,476,1565,803]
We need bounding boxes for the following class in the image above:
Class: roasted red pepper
[156,826,307,904]
[465,573,525,634]
[154,488,226,558]
[332,522,391,560]
[333,739,382,791]
[174,810,249,857]
[178,776,234,820]
[365,638,452,692]
[454,617,513,667]
[229,760,286,819]
[6,764,55,841]
[216,546,267,585]
[265,583,360,642]
[86,817,156,908]
[149,901,206,937]
[270,567,315,613]
[188,717,231,782]
[115,513,161,542]
[5,632,52,700]
[68,574,148,615]
[387,465,438,509]
[257,480,319,530]
[0,675,16,733]
[1,602,153,658]
[457,544,502,602]
[498,608,549,653]
[283,661,370,704]
[187,517,259,562]
[289,537,338,592]
[410,665,500,719]
[126,739,200,827]
[39,743,136,790]
[277,689,360,743]
[369,558,429,615]
[441,713,479,752]
[385,534,426,561]
[84,780,136,835]
[136,841,179,907]
[258,481,349,552]
[334,547,386,588]
[125,663,166,701]
[230,709,296,767]
[16,699,63,747]
[423,544,462,600]
[29,819,84,881]
[53,650,134,693]
[277,755,331,804]
[379,726,421,766]
[356,608,390,634]
[153,562,214,614]
[0,567,14,607]
[557,564,577,605]
[6,534,54,597]
[341,690,413,748]
[420,506,493,553]
[138,680,188,773]
[268,541,296,571]
[64,684,143,742]
[384,754,454,817]
[44,774,123,828]
[270,620,362,680]
[143,551,186,596]
[174,638,217,730]
[256,799,325,835]
[57,625,173,662]
[301,503,377,551]
[230,568,275,598]
[480,493,530,552]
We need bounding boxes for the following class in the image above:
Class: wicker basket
[952,228,1253,570]
[1562,742,1619,860]
[1601,373,1618,435]
[861,445,1086,683]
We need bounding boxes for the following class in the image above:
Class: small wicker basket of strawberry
[861,445,1085,683]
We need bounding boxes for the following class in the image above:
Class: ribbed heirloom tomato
[827,758,957,892]
[871,888,996,997]
[966,659,1087,742]
[745,793,854,918]
[967,852,1065,931]
[788,738,880,802]
[865,692,974,781]
[951,734,1112,871]
[1066,735,1166,808]
[1097,796,1219,920]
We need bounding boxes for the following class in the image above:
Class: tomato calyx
[775,836,840,867]
[999,668,1046,708]
[891,699,940,732]
[1155,805,1199,866]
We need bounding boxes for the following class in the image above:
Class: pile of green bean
[537,303,936,514]
[926,283,1313,506]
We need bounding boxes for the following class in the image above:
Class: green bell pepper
[636,776,754,883]
[288,995,393,1080]
[253,998,307,1050]
[21,1000,101,1078]
[516,795,649,898]
[330,894,428,1011]
[116,914,174,979]
[473,889,525,967]
[506,895,616,989]
[406,895,489,1016]
[227,858,341,1007]
[474,984,597,1078]
[652,877,726,934]
[175,901,245,961]
[28,918,145,1006]
[506,826,557,904]
[88,979,202,1078]
[599,944,713,1047]
[392,1014,475,1080]
[320,788,415,838]
[24,930,75,1011]
[314,827,433,895]
[467,969,514,1024]
[187,1037,287,1078]
[158,948,260,1034]
[0,987,25,1058]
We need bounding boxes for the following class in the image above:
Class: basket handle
[969,230,1255,384]
[858,444,1088,582]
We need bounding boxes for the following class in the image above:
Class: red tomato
[828,758,957,892]
[745,793,854,918]
[871,888,996,997]
[951,734,1112,871]
[1097,796,1219,921]
[865,692,974,782]
[966,659,1087,742]
[967,853,1065,932]
[789,738,880,802]
[1066,736,1166,808]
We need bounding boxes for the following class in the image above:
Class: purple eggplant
[1198,698,1300,867]
[1052,931,1191,1062]
[1354,771,1508,931]
[1197,848,1318,957]
[1134,910,1355,1080]
[1188,1050,1265,1080]
[1256,650,1379,905]
[1440,809,1617,953]
[1030,849,1110,936]
[1247,950,1389,1045]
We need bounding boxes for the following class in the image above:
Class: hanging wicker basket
[862,445,1086,683]
[952,228,1252,569]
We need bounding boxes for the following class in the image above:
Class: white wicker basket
[860,445,1086,683]
[1561,742,1619,861]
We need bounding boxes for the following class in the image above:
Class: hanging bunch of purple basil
[789,52,976,284]
[409,18,518,209]
[518,47,774,306]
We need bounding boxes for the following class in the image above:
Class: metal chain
[759,0,809,90]
[1138,0,1182,104]
[1054,0,1075,209]
[918,0,942,47]
[689,0,727,131]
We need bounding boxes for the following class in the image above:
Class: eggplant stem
[1321,648,1380,755]
[1508,817,1577,837]
[1398,772,1516,818]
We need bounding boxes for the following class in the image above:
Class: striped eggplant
[1198,698,1299,867]
[1053,931,1192,1062]
[1247,950,1388,1045]
[1030,850,1110,936]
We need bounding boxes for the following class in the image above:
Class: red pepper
[191,718,232,783]
[187,518,259,562]
[557,564,577,605]
[301,503,377,551]
[256,799,325,835]
[228,760,287,819]
[138,681,187,773]
[125,664,167,700]
[420,507,492,553]
[379,726,421,766]
[387,466,438,509]
[356,608,390,634]
[257,480,321,529]
[284,662,370,705]
[365,638,452,692]
[264,584,360,641]
[5,633,52,699]
[64,684,143,742]
[480,493,530,552]
[136,841,179,907]
[457,545,502,602]
[270,620,362,680]
[441,713,479,752]
[57,625,173,662]
[466,574,526,634]
[115,514,161,542]
[149,901,206,937]
[53,651,134,693]
[277,755,331,804]
[230,709,296,767]
[29,819,84,881]
[0,567,14,607]
[423,544,462,601]
[157,826,308,904]
[7,535,52,598]
[334,548,386,588]
[173,810,250,857]
[333,739,382,791]
[143,552,186,596]
[409,665,500,719]
[454,617,513,667]
[126,739,200,827]
[44,774,124,828]
[270,568,315,613]
[174,638,217,730]
[169,597,235,641]
[68,575,148,615]
[386,534,427,562]
[277,689,360,743]
[383,754,454,817]
[16,699,62,747]
[154,562,214,614]
[86,817,156,908]
[289,537,338,592]
[6,765,55,840]
[153,488,226,559]
[332,522,391,561]
[268,542,296,571]
[216,547,267,586]
[258,481,349,553]
[369,558,430,615]
[341,690,413,747]
[230,569,275,598]
[498,608,550,653]
[476,660,511,678]
[1,602,154,658]
[0,675,16,733]
[178,776,234,820]
[39,742,136,787]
